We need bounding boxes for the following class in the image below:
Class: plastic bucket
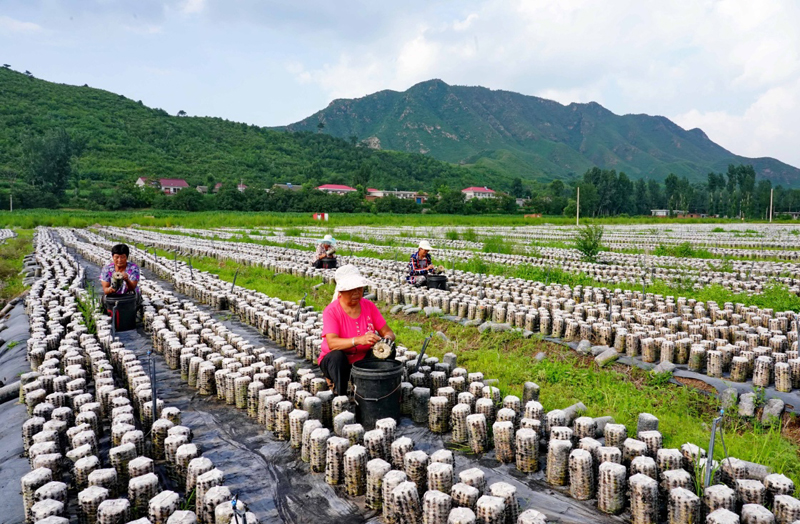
[320,257,338,269]
[426,274,447,290]
[351,359,403,430]
[105,293,138,332]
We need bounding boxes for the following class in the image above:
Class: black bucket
[426,274,447,290]
[351,359,403,430]
[320,257,338,269]
[105,293,138,332]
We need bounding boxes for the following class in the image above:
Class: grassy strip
[0,209,747,229]
[131,243,337,310]
[0,229,34,306]
[134,228,800,312]
[388,314,800,494]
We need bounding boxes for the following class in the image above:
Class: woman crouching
[318,265,395,395]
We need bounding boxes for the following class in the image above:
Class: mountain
[282,79,800,187]
[0,68,498,192]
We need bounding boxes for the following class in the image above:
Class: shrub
[574,225,604,262]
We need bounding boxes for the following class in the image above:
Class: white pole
[576,186,580,226]
[769,188,774,223]
[9,193,12,212]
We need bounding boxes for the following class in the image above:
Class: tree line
[1,126,796,218]
[518,164,781,219]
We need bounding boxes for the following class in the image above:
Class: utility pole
[769,188,774,223]
[9,193,12,212]
[576,186,580,226]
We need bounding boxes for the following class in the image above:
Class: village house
[159,178,189,194]
[462,186,496,201]
[317,184,357,195]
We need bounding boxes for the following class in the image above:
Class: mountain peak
[283,81,800,186]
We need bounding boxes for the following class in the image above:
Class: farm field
[3,216,800,524]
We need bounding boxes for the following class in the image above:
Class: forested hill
[282,79,800,187]
[0,68,505,191]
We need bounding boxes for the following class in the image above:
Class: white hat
[418,240,433,251]
[322,234,336,245]
[334,264,370,294]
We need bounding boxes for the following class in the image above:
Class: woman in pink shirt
[319,265,396,395]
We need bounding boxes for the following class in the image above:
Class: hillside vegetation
[283,79,800,187]
[0,68,504,194]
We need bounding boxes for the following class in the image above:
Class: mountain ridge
[282,79,800,187]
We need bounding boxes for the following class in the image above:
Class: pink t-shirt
[319,298,387,365]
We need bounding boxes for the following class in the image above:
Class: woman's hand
[358,332,381,346]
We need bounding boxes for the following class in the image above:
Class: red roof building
[317,184,357,195]
[462,186,496,200]
[159,178,189,194]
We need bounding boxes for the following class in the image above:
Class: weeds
[653,242,714,259]
[0,229,34,305]
[574,225,604,262]
[646,370,674,388]
[76,284,99,334]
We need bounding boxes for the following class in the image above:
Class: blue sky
[2,0,799,167]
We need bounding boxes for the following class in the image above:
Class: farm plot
[25,226,800,520]
[146,225,800,297]
[92,226,800,402]
[5,224,800,524]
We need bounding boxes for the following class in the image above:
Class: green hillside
[0,68,506,192]
[283,79,800,187]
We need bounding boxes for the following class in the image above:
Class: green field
[0,209,746,229]
[0,229,33,305]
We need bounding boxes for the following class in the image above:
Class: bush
[574,225,604,262]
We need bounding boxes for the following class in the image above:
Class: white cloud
[0,15,43,33]
[674,78,800,166]
[285,0,800,166]
[181,0,206,14]
[453,13,478,31]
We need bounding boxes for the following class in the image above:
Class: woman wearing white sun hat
[311,234,337,268]
[319,264,396,395]
[407,240,435,286]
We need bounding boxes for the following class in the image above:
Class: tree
[647,179,664,209]
[664,173,679,211]
[22,128,85,197]
[177,110,187,117]
[634,178,648,215]
[2,64,9,69]
[349,135,358,147]
[352,163,372,188]
[434,188,466,214]
[316,121,325,133]
[615,172,634,215]
[574,225,604,262]
[510,177,525,198]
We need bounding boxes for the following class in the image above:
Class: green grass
[653,242,715,259]
[388,314,800,493]
[0,229,34,305]
[132,227,800,313]
[0,209,746,229]
[132,243,336,310]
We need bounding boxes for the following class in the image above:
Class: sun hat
[418,240,433,251]
[322,234,336,245]
[333,264,370,296]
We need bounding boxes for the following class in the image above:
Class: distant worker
[312,234,337,269]
[407,240,435,286]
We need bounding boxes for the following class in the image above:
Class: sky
[2,0,799,167]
